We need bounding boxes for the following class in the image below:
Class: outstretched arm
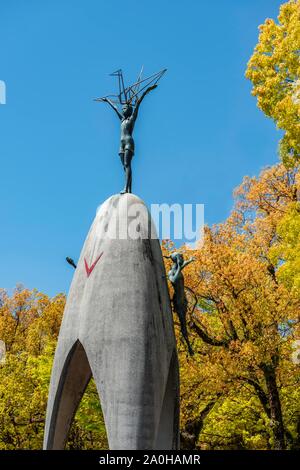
[181,257,196,270]
[132,84,157,121]
[94,97,123,120]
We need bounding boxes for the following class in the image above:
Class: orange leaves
[0,288,65,355]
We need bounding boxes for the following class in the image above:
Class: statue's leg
[128,170,132,193]
[120,153,125,171]
[122,150,133,193]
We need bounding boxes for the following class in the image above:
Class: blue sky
[0,0,283,296]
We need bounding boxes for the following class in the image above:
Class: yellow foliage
[246,0,300,164]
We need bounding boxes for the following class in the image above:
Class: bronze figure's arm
[181,257,196,270]
[95,97,123,120]
[132,84,157,122]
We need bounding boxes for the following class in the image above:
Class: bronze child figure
[100,85,157,193]
[166,252,195,356]
[95,68,166,194]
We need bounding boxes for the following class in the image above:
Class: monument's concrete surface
[44,194,180,450]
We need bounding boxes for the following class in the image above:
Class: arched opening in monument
[66,377,108,450]
[45,340,108,449]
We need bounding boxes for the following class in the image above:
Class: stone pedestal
[43,194,180,450]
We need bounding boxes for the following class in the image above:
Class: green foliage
[270,201,300,292]
[66,380,108,450]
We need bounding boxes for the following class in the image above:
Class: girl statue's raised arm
[94,97,123,120]
[132,84,157,122]
[181,256,196,270]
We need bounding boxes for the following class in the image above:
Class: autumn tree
[165,164,300,450]
[246,0,300,165]
[0,288,108,449]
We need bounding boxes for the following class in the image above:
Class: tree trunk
[262,364,286,450]
[180,397,220,449]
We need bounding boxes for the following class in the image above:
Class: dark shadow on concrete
[154,350,180,450]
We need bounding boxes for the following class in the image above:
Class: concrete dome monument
[44,194,180,449]
[44,69,180,450]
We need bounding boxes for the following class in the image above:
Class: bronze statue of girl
[95,68,166,193]
[100,84,157,194]
[166,252,196,356]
